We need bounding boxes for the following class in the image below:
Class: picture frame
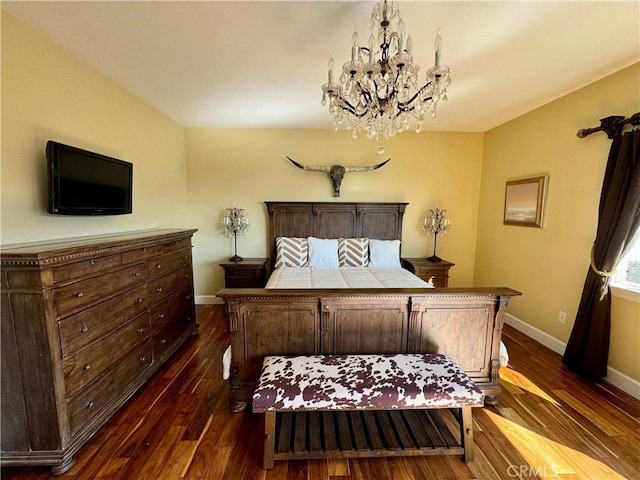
[503,174,548,227]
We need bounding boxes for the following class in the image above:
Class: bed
[218,202,521,411]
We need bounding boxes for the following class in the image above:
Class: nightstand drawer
[402,258,455,288]
[220,258,269,288]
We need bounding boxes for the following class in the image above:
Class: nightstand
[401,258,455,287]
[220,258,270,288]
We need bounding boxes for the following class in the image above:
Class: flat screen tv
[47,141,133,215]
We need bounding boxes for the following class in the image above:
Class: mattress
[265,266,433,289]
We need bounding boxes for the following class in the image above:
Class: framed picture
[504,175,548,227]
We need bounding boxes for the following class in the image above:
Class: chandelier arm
[337,97,370,118]
[397,81,436,112]
[361,87,374,105]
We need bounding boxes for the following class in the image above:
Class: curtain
[563,130,640,378]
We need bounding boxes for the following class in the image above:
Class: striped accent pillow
[338,237,370,267]
[275,237,308,268]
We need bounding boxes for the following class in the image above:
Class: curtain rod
[577,112,640,139]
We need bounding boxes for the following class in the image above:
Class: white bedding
[265,266,433,289]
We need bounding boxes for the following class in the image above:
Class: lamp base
[426,255,442,262]
[229,254,243,262]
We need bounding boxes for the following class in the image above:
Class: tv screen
[47,141,133,215]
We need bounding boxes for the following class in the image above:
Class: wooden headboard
[264,202,408,269]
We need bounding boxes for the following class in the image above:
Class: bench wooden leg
[263,411,276,469]
[460,407,474,462]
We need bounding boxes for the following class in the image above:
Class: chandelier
[321,0,451,153]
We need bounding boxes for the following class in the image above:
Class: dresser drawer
[52,254,122,284]
[153,314,191,361]
[149,288,193,331]
[58,285,148,357]
[68,341,153,436]
[55,264,146,317]
[63,314,151,396]
[146,249,192,280]
[121,238,192,264]
[148,265,192,305]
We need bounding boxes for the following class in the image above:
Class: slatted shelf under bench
[268,408,466,461]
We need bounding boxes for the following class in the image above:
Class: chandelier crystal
[321,0,451,152]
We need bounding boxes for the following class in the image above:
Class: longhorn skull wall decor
[286,157,390,197]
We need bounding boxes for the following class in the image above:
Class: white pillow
[307,237,339,267]
[368,239,401,267]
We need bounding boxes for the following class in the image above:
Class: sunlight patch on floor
[484,410,626,479]
[500,367,559,405]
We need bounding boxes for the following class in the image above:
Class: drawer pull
[156,287,163,293]
[160,339,167,344]
[77,292,84,298]
[139,355,147,362]
[137,328,145,334]
[84,364,91,371]
[134,272,140,276]
[80,326,89,333]
[156,264,162,269]
[87,401,95,409]
[158,313,165,319]
[90,259,97,266]
[137,298,144,303]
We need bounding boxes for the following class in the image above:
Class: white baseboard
[504,313,640,400]
[195,295,223,305]
[505,313,566,355]
[604,368,640,400]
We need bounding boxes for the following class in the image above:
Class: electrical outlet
[558,311,567,324]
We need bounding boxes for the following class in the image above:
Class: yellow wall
[185,128,484,294]
[3,10,638,386]
[475,63,640,382]
[1,12,190,245]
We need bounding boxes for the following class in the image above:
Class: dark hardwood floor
[3,304,639,479]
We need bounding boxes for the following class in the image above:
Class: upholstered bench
[252,353,484,469]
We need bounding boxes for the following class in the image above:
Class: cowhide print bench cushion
[252,353,484,412]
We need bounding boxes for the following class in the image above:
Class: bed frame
[218,202,521,411]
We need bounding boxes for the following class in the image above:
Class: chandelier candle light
[222,206,249,262]
[423,208,450,262]
[321,0,451,153]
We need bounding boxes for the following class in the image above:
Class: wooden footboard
[218,287,521,412]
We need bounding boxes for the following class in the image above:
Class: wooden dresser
[0,229,197,474]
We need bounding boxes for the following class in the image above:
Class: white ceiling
[4,1,639,132]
